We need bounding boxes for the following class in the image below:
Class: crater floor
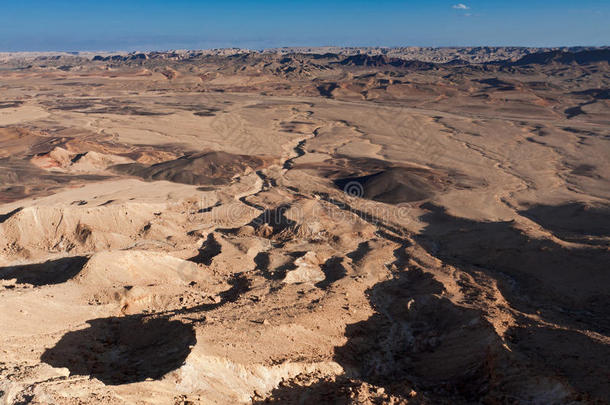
[0,49,608,404]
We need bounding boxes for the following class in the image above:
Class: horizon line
[1,44,608,55]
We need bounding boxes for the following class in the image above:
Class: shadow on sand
[39,271,252,385]
[0,256,89,286]
[519,202,610,244]
[415,203,610,334]
[41,315,196,385]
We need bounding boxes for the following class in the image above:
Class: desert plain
[0,47,609,404]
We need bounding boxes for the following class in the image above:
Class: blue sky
[0,1,608,52]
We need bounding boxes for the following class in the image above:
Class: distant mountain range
[1,47,608,68]
[510,49,610,65]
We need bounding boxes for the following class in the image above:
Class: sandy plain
[0,49,608,404]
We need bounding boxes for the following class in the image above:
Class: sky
[0,1,608,52]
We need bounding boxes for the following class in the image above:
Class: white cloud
[452,4,470,10]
